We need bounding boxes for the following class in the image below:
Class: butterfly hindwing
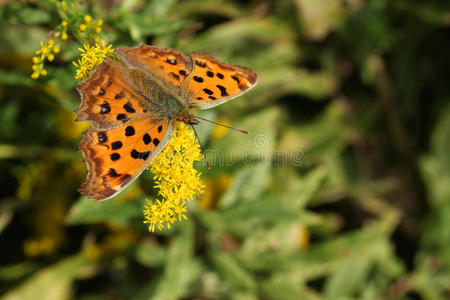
[75,59,148,129]
[183,52,258,109]
[78,118,174,201]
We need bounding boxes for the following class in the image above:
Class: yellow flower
[61,32,68,40]
[31,39,62,79]
[144,123,205,232]
[80,24,87,32]
[72,40,115,80]
[61,20,68,27]
[84,15,92,23]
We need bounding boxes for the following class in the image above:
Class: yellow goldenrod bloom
[31,39,61,79]
[72,40,115,80]
[80,24,87,32]
[61,20,68,27]
[84,15,92,23]
[61,32,68,40]
[144,122,204,232]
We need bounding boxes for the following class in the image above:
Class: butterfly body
[76,44,257,201]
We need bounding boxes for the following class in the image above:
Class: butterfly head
[176,111,199,125]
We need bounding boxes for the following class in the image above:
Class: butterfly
[75,45,258,201]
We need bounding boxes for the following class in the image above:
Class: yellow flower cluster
[31,18,69,79]
[144,123,205,232]
[60,20,69,41]
[31,40,60,79]
[31,12,105,80]
[72,40,115,80]
[79,15,103,42]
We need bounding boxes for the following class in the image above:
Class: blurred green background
[1,0,450,299]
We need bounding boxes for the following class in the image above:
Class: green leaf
[209,249,257,293]
[134,240,166,268]
[324,255,372,298]
[219,163,271,208]
[67,195,144,227]
[2,254,87,300]
[149,221,202,300]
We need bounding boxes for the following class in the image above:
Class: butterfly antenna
[190,124,211,170]
[195,116,249,134]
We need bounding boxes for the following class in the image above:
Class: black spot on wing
[143,133,151,145]
[216,85,229,97]
[203,88,213,95]
[131,149,150,160]
[165,58,177,65]
[111,141,122,150]
[153,138,160,146]
[195,60,206,68]
[117,114,127,121]
[114,91,124,99]
[100,101,111,114]
[216,73,224,79]
[98,132,107,143]
[98,88,105,96]
[131,149,139,159]
[123,102,136,113]
[231,75,240,84]
[158,125,163,133]
[141,152,150,160]
[206,71,214,77]
[125,126,135,137]
[110,153,120,161]
[170,72,180,81]
[194,76,203,83]
[108,168,121,177]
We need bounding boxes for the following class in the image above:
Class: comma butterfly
[75,45,258,201]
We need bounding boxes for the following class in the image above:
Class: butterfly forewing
[115,45,193,91]
[183,53,258,109]
[75,59,148,129]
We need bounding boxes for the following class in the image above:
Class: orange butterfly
[75,45,258,201]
